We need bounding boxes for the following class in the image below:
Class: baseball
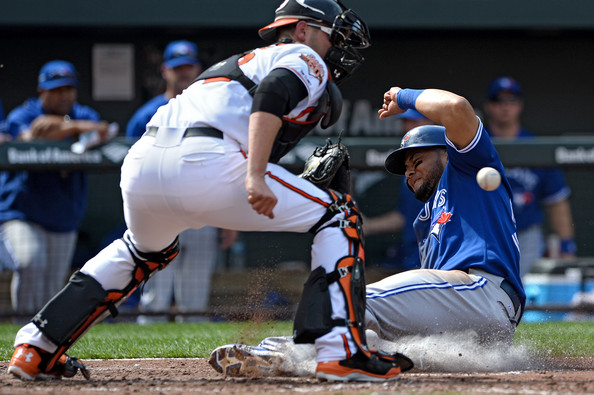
[476,167,501,191]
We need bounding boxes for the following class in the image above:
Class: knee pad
[31,235,179,371]
[309,189,364,253]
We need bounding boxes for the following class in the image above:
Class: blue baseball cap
[487,76,522,101]
[398,109,429,121]
[38,60,78,90]
[163,40,201,69]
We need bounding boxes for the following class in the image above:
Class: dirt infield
[1,357,593,394]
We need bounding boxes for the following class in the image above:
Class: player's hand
[29,115,63,138]
[245,175,277,219]
[378,87,405,120]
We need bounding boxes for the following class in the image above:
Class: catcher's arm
[245,111,281,219]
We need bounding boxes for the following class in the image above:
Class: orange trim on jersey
[203,77,231,84]
[238,52,255,65]
[282,107,323,125]
[265,171,329,208]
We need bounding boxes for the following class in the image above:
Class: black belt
[500,279,521,314]
[145,126,223,139]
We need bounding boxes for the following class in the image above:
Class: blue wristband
[560,238,577,254]
[396,89,425,110]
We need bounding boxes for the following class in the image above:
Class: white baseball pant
[15,128,359,363]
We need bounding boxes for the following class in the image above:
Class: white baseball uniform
[15,43,359,363]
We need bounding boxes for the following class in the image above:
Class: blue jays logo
[430,189,451,242]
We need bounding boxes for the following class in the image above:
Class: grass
[0,320,592,361]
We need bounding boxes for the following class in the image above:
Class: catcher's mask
[384,125,447,175]
[259,0,371,84]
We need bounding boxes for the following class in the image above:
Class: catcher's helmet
[385,125,447,175]
[259,0,370,84]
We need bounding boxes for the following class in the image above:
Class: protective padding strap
[123,233,180,288]
[309,190,362,238]
[34,236,180,372]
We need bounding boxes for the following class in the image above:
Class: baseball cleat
[316,351,402,382]
[257,335,294,352]
[208,343,284,377]
[8,344,90,381]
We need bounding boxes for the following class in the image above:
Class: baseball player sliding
[209,86,526,376]
[8,0,409,383]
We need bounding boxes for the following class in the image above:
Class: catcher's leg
[294,190,410,381]
[9,232,179,379]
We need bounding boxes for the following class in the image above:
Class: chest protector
[195,50,343,163]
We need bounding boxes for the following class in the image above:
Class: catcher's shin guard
[31,235,179,372]
[295,190,369,354]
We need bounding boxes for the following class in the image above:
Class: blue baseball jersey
[395,178,424,270]
[126,94,168,139]
[0,98,100,232]
[486,128,570,232]
[413,119,525,306]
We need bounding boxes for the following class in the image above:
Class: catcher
[8,0,408,383]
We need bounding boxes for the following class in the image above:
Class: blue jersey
[414,119,525,306]
[486,128,570,232]
[395,178,424,270]
[0,98,100,232]
[126,94,168,139]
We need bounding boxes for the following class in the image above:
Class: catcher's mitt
[299,134,351,194]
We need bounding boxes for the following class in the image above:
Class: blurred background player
[483,76,577,277]
[0,60,114,316]
[126,40,204,138]
[363,110,436,272]
[126,40,237,322]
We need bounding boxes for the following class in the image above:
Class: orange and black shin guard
[31,236,179,372]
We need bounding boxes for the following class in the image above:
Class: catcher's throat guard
[31,234,179,372]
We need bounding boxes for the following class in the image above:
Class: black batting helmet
[259,0,371,84]
[385,125,447,175]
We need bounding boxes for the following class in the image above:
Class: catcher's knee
[310,189,364,251]
[31,235,179,370]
